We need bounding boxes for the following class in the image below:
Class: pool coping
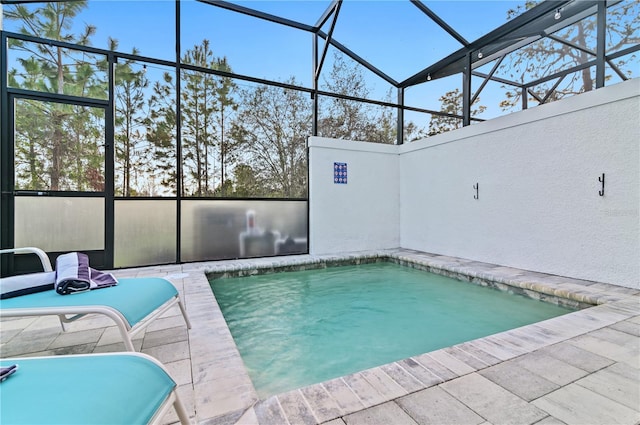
[184,249,639,424]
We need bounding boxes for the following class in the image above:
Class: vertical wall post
[312,33,318,136]
[104,54,115,269]
[0,32,12,263]
[175,0,182,263]
[595,0,606,89]
[397,87,404,145]
[462,52,472,127]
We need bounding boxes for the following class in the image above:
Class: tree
[181,42,217,196]
[113,42,149,196]
[367,88,432,144]
[12,99,50,190]
[428,89,486,136]
[319,52,426,144]
[318,52,396,143]
[319,53,371,141]
[151,39,238,197]
[6,1,106,191]
[499,1,640,110]
[144,40,239,197]
[212,57,239,196]
[231,163,264,197]
[231,78,310,198]
[403,121,428,143]
[145,71,178,195]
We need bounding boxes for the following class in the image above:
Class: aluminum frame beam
[411,0,469,47]
[196,0,315,32]
[317,30,398,86]
[315,0,341,30]
[401,0,581,88]
[315,1,342,80]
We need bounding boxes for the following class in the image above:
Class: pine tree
[113,42,149,196]
[145,72,178,195]
[6,1,106,191]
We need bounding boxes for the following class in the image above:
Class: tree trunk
[577,23,593,92]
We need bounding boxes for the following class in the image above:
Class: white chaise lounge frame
[0,247,192,351]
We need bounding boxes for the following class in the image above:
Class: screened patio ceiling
[206,1,635,87]
[2,0,638,126]
[192,0,639,127]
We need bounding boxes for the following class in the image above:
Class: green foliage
[428,89,485,136]
[6,1,106,191]
[114,52,149,196]
[231,164,265,198]
[318,53,397,144]
[231,78,310,198]
[145,72,178,195]
[178,40,240,197]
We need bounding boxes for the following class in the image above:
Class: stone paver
[321,377,366,416]
[379,362,425,393]
[277,390,318,425]
[46,327,103,349]
[343,401,417,425]
[416,353,467,382]
[573,362,640,411]
[359,368,407,401]
[300,384,343,423]
[453,341,502,367]
[422,350,476,376]
[342,372,389,408]
[254,396,288,425]
[396,386,485,425]
[142,326,189,350]
[536,341,614,373]
[1,249,638,425]
[532,383,640,425]
[441,373,548,425]
[609,319,640,337]
[568,333,639,366]
[397,358,443,388]
[479,358,560,401]
[510,351,590,386]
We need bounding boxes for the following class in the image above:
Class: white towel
[55,252,118,295]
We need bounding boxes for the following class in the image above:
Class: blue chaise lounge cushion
[0,354,176,424]
[0,277,178,327]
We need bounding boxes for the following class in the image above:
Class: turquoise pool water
[211,262,574,398]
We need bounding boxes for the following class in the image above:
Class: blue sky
[3,0,524,82]
[2,0,528,117]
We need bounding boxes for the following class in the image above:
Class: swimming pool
[210,262,575,398]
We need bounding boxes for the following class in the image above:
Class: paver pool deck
[1,249,638,425]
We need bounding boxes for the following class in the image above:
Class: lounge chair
[0,352,191,424]
[0,247,191,351]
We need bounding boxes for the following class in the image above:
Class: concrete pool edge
[205,249,630,308]
[190,249,639,424]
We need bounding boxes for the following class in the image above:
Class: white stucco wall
[308,138,399,254]
[400,79,639,289]
[308,80,639,288]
